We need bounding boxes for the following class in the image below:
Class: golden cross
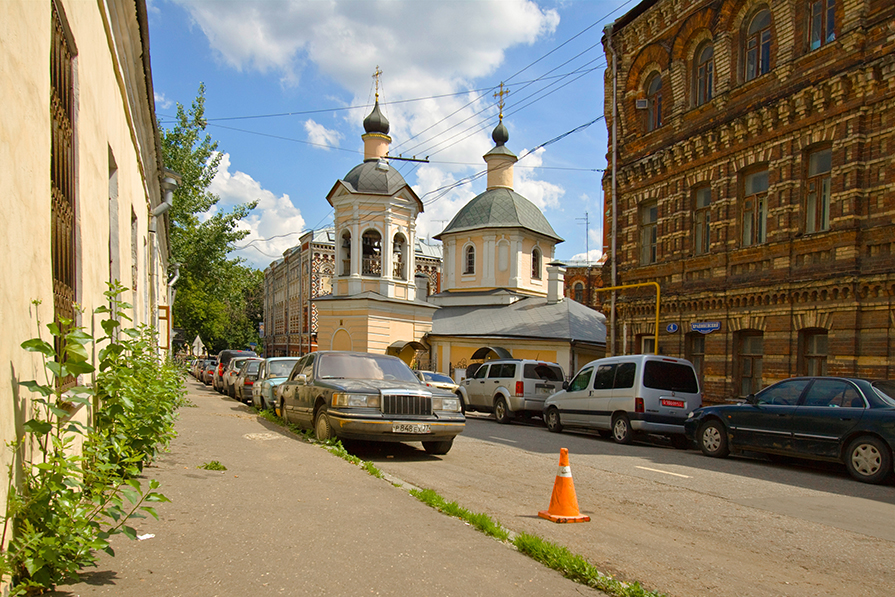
[373,65,383,101]
[493,82,509,121]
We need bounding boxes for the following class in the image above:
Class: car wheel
[315,407,334,442]
[845,436,892,484]
[494,397,511,424]
[544,407,563,433]
[279,400,287,423]
[698,419,730,458]
[422,439,453,455]
[612,414,633,444]
[670,434,691,450]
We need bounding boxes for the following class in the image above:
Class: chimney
[547,264,565,305]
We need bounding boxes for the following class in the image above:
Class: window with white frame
[531,247,542,280]
[463,245,475,275]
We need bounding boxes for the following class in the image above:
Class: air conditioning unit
[635,99,649,110]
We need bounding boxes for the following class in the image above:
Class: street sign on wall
[691,321,721,334]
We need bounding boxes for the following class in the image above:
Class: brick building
[562,259,607,311]
[601,0,894,402]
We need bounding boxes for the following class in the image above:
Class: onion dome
[363,100,390,135]
[492,120,509,147]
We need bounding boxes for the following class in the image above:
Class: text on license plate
[660,399,685,408]
[392,423,431,434]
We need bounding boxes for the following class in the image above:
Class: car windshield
[269,360,299,377]
[643,361,699,393]
[423,372,454,384]
[245,361,260,374]
[872,381,895,406]
[317,353,419,383]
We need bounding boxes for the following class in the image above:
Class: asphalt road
[356,412,895,597]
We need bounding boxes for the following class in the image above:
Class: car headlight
[332,393,381,408]
[433,396,461,412]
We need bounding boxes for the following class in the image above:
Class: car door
[294,354,317,425]
[253,360,267,404]
[559,365,595,426]
[588,363,618,429]
[791,379,865,459]
[280,355,307,418]
[729,379,810,451]
[490,363,515,405]
[467,364,490,408]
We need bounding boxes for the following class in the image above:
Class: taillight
[515,381,524,396]
[245,380,254,386]
[635,398,644,413]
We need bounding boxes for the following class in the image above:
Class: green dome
[435,187,562,242]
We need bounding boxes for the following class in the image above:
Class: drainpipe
[605,25,619,356]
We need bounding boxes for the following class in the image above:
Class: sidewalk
[51,378,601,596]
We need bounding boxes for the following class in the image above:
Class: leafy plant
[198,461,226,471]
[0,285,183,594]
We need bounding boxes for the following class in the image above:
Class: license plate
[661,399,685,408]
[537,386,553,395]
[392,423,431,434]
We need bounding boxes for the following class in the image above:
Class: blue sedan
[684,377,895,484]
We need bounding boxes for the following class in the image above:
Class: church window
[744,9,772,82]
[741,169,768,246]
[362,230,381,277]
[531,248,542,280]
[392,233,407,280]
[340,231,351,276]
[464,245,475,275]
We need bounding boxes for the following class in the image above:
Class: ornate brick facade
[602,0,895,402]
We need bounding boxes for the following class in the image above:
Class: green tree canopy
[161,84,262,354]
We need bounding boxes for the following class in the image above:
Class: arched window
[531,248,542,280]
[361,229,381,276]
[573,282,584,303]
[745,9,772,81]
[695,43,714,106]
[646,74,662,131]
[392,233,407,280]
[340,231,351,276]
[463,245,475,275]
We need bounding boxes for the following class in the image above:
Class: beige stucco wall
[316,299,435,355]
[0,0,167,541]
[442,230,555,295]
[430,337,572,381]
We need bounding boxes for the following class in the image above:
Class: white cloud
[154,92,173,110]
[304,119,342,149]
[568,249,603,263]
[514,147,564,211]
[208,153,306,268]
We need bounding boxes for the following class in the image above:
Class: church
[311,87,606,380]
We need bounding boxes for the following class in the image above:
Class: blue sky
[147,0,634,270]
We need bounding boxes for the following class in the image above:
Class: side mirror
[746,393,758,405]
[562,381,569,390]
[297,373,308,386]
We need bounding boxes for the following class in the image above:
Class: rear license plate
[661,399,685,408]
[392,423,431,434]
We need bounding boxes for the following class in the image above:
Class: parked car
[214,349,258,392]
[252,357,301,411]
[234,359,262,404]
[685,377,895,484]
[277,351,465,454]
[544,355,701,449]
[201,358,218,385]
[457,359,565,423]
[223,357,256,397]
[415,370,459,394]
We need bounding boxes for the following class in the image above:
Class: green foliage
[198,461,226,471]
[1,286,183,593]
[408,488,510,541]
[160,84,262,354]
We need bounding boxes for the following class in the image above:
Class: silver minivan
[543,355,701,448]
[458,359,565,423]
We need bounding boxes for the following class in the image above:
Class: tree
[161,84,261,354]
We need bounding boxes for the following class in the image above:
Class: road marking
[489,436,518,443]
[636,466,691,478]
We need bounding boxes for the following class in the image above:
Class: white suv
[457,359,565,423]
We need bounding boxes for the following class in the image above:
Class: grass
[198,460,227,471]
[252,405,663,597]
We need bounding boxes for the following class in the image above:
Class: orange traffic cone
[538,448,590,523]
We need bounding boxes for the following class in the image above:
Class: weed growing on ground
[198,461,227,471]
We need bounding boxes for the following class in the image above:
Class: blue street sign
[666,323,679,333]
[691,321,721,334]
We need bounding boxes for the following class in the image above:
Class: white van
[543,355,701,448]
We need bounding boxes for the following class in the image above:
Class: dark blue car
[684,377,895,484]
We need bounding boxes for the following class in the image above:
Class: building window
[809,0,836,51]
[686,333,705,380]
[646,74,662,131]
[693,186,711,255]
[531,248,542,280]
[806,147,832,233]
[745,9,772,81]
[573,282,584,303]
[742,169,769,246]
[737,332,763,396]
[640,201,658,265]
[393,234,406,280]
[340,231,351,276]
[695,43,714,106]
[463,245,475,275]
[639,335,655,355]
[361,229,381,276]
[800,329,828,376]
